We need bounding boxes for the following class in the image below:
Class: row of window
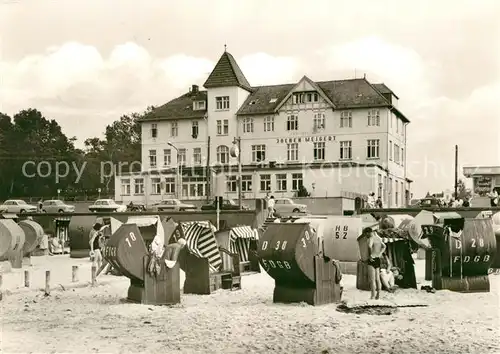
[389,140,405,165]
[251,140,381,162]
[147,139,383,167]
[149,109,389,139]
[120,172,304,196]
[376,173,407,207]
[148,148,200,167]
[226,173,303,192]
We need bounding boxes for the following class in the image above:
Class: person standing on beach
[489,189,498,207]
[267,195,275,218]
[367,229,386,300]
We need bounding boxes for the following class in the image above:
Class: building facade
[115,50,412,207]
[463,166,500,195]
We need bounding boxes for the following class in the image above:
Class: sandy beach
[1,255,499,354]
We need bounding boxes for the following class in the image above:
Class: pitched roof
[234,83,294,116]
[141,90,207,122]
[236,78,409,122]
[203,51,252,91]
[373,83,399,99]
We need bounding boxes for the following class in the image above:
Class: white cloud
[319,36,500,197]
[0,42,299,145]
[238,53,300,86]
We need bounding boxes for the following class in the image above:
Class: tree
[454,179,471,200]
[7,109,78,198]
[79,106,151,193]
[0,113,14,198]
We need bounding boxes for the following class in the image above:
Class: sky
[0,0,499,198]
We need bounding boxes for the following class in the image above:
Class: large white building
[115,50,412,207]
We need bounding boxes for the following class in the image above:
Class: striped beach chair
[179,221,222,273]
[172,220,241,294]
[229,226,258,263]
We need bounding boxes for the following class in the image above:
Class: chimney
[192,85,199,94]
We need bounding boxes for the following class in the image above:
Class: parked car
[274,198,308,214]
[126,202,146,212]
[88,199,127,213]
[200,198,249,211]
[0,199,38,214]
[416,197,443,208]
[41,199,75,213]
[152,199,197,212]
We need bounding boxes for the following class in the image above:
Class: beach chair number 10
[125,232,137,248]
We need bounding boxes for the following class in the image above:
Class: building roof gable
[203,51,252,91]
[236,78,409,122]
[273,75,336,112]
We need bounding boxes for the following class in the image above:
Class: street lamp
[230,137,242,210]
[168,142,182,199]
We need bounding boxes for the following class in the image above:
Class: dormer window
[269,98,277,103]
[194,101,206,110]
[292,92,319,104]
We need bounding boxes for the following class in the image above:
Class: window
[395,180,399,206]
[187,177,205,197]
[292,93,304,104]
[340,141,352,160]
[313,142,325,161]
[178,148,187,165]
[367,109,380,126]
[215,96,230,110]
[217,119,229,135]
[150,123,158,138]
[389,177,393,205]
[217,145,229,164]
[306,92,319,103]
[394,144,400,163]
[389,141,393,161]
[264,116,274,132]
[260,174,271,191]
[292,173,303,191]
[395,117,399,133]
[163,149,171,166]
[171,121,178,137]
[134,178,144,195]
[149,150,157,168]
[287,143,299,161]
[401,148,404,166]
[193,101,206,110]
[243,117,254,133]
[276,174,287,191]
[151,178,161,195]
[192,121,199,138]
[226,175,237,192]
[193,148,202,165]
[401,181,404,205]
[121,179,130,195]
[287,115,298,131]
[367,139,380,159]
[251,145,266,162]
[165,177,175,194]
[340,111,352,128]
[242,175,252,192]
[313,113,325,130]
[378,174,383,198]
